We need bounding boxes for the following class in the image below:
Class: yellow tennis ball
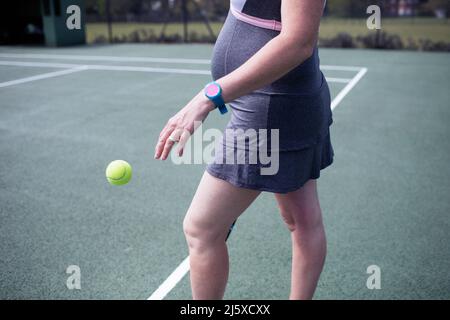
[106,160,132,186]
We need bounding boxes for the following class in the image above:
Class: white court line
[0,52,365,72]
[0,53,211,64]
[0,66,88,88]
[87,64,211,75]
[148,256,190,300]
[326,77,352,84]
[0,60,86,69]
[0,60,210,75]
[147,67,368,300]
[0,60,353,82]
[320,65,364,72]
[330,67,368,110]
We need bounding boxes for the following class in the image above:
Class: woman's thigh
[184,170,261,241]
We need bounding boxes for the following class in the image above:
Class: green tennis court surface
[0,44,449,299]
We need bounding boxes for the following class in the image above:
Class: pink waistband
[230,6,282,32]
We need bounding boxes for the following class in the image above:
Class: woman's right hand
[154,90,215,160]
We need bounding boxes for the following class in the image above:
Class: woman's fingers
[159,117,176,139]
[160,128,183,160]
[155,123,174,159]
[154,102,206,160]
[177,129,192,157]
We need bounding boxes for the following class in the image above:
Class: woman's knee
[183,213,225,252]
[279,201,323,233]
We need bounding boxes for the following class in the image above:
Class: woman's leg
[183,170,261,299]
[274,179,327,300]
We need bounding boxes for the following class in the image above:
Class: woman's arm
[155,0,325,160]
[216,0,325,103]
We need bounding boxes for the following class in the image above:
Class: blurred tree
[326,0,390,18]
[86,0,105,16]
[326,0,351,17]
[421,0,449,17]
[85,0,230,21]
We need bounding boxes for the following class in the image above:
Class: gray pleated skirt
[206,132,334,194]
[206,10,334,193]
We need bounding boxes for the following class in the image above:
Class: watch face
[205,83,220,98]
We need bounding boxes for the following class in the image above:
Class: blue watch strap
[204,82,228,114]
[215,101,228,114]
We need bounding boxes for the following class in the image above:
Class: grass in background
[86,17,450,44]
[319,17,450,43]
[86,22,223,43]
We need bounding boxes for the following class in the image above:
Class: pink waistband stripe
[230,6,282,31]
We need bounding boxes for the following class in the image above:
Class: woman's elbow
[279,34,316,62]
[298,43,315,60]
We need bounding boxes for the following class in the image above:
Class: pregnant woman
[154,0,333,299]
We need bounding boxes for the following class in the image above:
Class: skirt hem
[205,156,333,194]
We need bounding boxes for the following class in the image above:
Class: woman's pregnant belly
[211,10,323,95]
[210,10,332,151]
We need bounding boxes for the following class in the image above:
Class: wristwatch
[204,81,228,114]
